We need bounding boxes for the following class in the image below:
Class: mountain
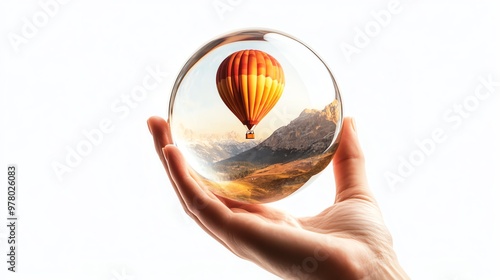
[178,128,258,164]
[189,138,258,164]
[215,101,339,167]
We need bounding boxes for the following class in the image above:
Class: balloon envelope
[216,50,285,136]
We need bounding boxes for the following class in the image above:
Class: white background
[1,0,499,279]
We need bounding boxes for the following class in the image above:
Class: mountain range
[177,128,258,164]
[215,101,339,167]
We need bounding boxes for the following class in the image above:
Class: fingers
[332,117,373,202]
[147,117,203,226]
[147,116,235,251]
[147,116,185,206]
[162,145,232,239]
[147,116,172,167]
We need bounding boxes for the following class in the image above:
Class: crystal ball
[168,29,343,203]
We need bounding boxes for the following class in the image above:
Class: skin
[147,116,410,279]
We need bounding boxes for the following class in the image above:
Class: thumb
[332,117,372,202]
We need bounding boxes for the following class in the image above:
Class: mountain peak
[297,100,340,123]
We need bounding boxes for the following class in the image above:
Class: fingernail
[147,120,152,134]
[162,147,172,170]
[162,146,168,161]
[351,117,357,133]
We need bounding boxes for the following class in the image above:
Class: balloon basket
[245,131,255,139]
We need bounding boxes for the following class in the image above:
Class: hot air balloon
[216,49,285,139]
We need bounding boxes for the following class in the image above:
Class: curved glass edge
[166,29,345,204]
[167,28,344,148]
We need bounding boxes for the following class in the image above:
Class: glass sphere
[168,29,343,204]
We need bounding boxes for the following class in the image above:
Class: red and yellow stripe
[216,49,285,130]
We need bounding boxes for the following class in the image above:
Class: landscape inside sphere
[168,29,343,204]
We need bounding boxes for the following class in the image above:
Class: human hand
[147,116,409,279]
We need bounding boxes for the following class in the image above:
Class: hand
[147,116,409,280]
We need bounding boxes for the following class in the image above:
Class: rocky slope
[216,101,339,167]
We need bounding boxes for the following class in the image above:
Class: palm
[218,192,390,277]
[224,196,383,239]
